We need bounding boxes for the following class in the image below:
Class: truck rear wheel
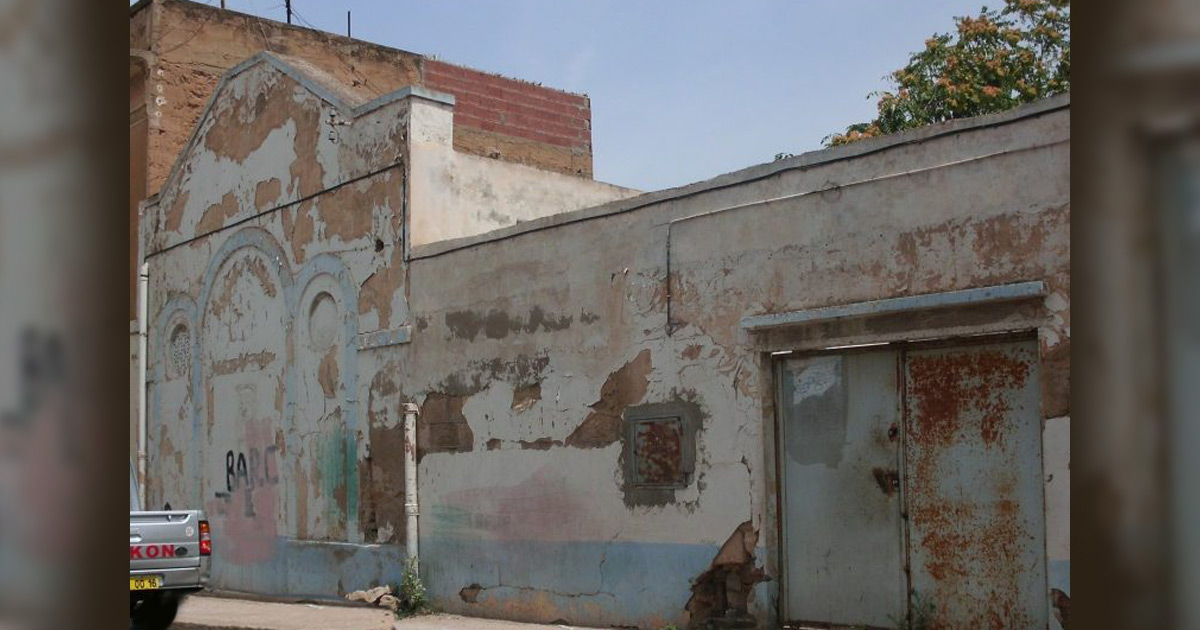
[129,591,181,630]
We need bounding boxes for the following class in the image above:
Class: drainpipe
[402,402,420,564]
[137,261,149,509]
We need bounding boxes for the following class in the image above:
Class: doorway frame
[769,329,1043,628]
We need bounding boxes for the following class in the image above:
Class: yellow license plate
[129,575,162,591]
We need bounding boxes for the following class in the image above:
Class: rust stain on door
[903,340,1046,630]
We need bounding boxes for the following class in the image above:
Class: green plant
[891,592,936,630]
[825,0,1070,146]
[396,557,431,618]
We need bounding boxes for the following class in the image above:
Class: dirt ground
[173,594,603,630]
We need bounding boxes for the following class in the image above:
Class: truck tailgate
[130,511,202,571]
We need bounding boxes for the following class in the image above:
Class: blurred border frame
[1075,1,1200,628]
[0,0,131,627]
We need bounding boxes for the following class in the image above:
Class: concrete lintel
[740,281,1046,331]
[357,325,412,351]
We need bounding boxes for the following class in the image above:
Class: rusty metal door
[778,338,1047,629]
[903,339,1046,629]
[778,350,907,628]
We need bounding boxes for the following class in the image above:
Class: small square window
[622,402,697,496]
[631,416,686,487]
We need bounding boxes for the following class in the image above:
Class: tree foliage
[825,0,1069,146]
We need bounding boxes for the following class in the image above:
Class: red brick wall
[422,60,591,154]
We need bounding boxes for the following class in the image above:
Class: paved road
[173,594,597,630]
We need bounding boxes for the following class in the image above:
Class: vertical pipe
[137,261,149,508]
[402,402,420,564]
[347,10,351,37]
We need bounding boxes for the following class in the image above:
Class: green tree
[825,0,1069,146]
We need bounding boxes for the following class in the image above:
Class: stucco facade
[140,53,1069,629]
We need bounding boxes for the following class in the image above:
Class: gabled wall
[142,55,416,596]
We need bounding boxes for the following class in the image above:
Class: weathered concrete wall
[407,99,638,247]
[398,96,1069,629]
[142,51,1069,628]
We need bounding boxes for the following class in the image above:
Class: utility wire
[289,4,383,95]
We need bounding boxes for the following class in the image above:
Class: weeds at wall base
[395,557,432,618]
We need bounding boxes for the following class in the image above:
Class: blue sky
[147,0,986,191]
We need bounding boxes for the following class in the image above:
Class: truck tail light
[199,520,212,556]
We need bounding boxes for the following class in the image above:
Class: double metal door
[778,338,1046,629]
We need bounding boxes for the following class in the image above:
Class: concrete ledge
[741,281,1047,331]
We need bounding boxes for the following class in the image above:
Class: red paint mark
[130,544,176,560]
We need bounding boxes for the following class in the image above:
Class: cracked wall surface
[141,51,1069,629]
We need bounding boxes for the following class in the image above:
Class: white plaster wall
[407,99,639,248]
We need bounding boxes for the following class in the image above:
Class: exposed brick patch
[418,392,474,460]
[685,521,767,629]
[422,59,592,154]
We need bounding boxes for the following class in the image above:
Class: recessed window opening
[168,324,190,379]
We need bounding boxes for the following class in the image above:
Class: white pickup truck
[130,462,212,630]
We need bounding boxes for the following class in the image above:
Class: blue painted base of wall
[209,537,408,600]
[422,537,726,628]
[205,535,776,628]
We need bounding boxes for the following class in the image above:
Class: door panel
[780,351,906,627]
[902,340,1047,629]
